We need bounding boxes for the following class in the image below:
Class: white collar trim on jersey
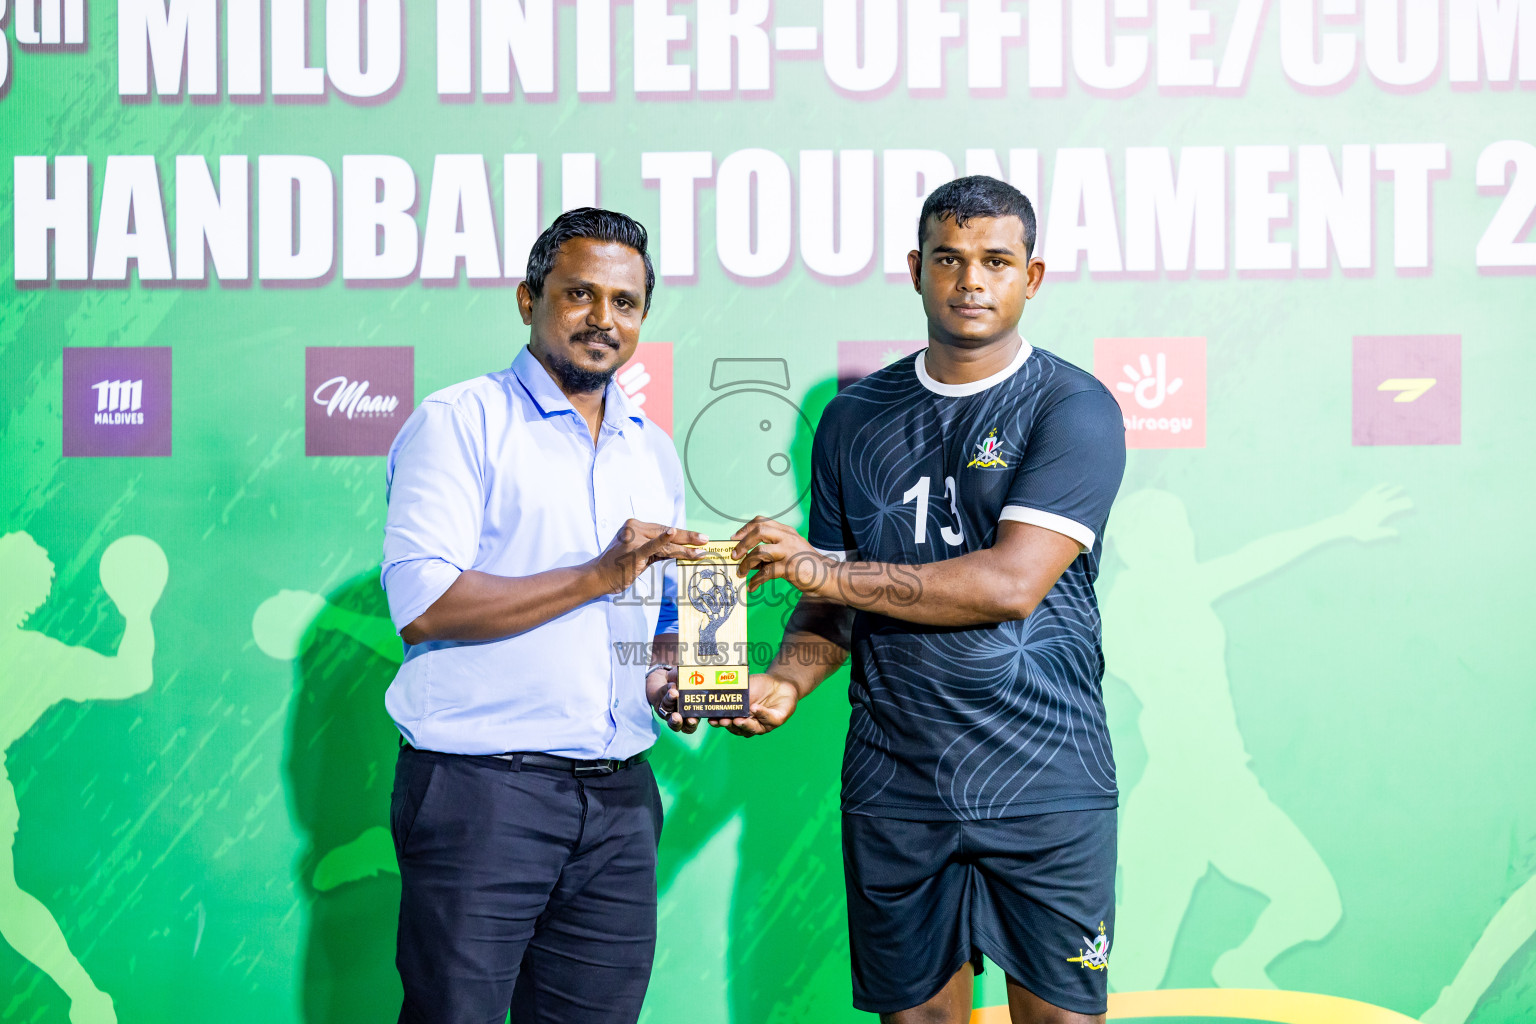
[915,338,1034,397]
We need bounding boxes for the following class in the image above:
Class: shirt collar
[602,371,646,432]
[914,337,1034,397]
[510,345,647,433]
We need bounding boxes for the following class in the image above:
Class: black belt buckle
[573,759,618,777]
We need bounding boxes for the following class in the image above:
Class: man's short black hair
[524,207,656,313]
[918,175,1037,259]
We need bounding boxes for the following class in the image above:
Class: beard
[544,330,620,393]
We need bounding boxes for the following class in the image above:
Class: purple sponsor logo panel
[62,346,172,457]
[1352,335,1461,447]
[305,347,415,456]
[836,340,927,390]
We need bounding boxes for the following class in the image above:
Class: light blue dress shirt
[381,345,684,758]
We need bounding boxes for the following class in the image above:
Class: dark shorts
[842,807,1117,1016]
[392,746,663,1024]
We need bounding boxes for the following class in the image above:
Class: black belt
[493,749,651,777]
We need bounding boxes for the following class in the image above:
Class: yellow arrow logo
[1377,378,1437,402]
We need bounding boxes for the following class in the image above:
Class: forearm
[650,634,679,667]
[807,550,1039,627]
[766,596,852,697]
[768,630,847,698]
[736,520,1076,633]
[402,564,607,645]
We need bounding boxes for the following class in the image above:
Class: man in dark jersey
[716,176,1126,1023]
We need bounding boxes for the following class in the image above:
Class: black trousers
[391,746,663,1024]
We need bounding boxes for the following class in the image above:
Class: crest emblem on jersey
[1067,922,1110,971]
[966,428,1009,469]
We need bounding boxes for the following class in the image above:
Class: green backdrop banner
[2,1,1533,1021]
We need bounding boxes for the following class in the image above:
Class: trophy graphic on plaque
[689,564,737,656]
[677,541,749,717]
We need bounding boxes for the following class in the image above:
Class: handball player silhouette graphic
[1102,485,1409,990]
[0,532,167,1024]
[252,588,404,894]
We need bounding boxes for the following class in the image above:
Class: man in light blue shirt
[381,208,706,1024]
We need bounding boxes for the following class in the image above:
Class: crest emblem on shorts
[1067,922,1110,971]
[966,428,1009,469]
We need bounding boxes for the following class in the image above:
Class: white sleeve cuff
[382,557,465,634]
[998,506,1095,552]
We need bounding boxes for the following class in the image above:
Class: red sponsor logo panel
[1094,337,1207,450]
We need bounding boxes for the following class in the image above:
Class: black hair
[524,207,656,313]
[917,175,1037,259]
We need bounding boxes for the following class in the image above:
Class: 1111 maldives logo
[91,379,144,425]
[63,347,172,457]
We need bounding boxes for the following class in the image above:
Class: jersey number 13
[902,475,965,547]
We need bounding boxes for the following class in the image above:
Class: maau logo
[305,347,414,456]
[1094,337,1207,449]
[92,379,145,424]
[311,377,401,420]
[63,347,172,457]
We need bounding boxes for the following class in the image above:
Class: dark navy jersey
[809,342,1126,821]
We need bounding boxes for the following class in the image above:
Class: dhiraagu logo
[1117,354,1182,408]
[617,342,674,437]
[1094,337,1207,449]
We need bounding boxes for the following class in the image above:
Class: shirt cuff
[998,506,1095,552]
[814,547,859,561]
[382,557,465,634]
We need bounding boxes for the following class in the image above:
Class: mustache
[570,328,619,349]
